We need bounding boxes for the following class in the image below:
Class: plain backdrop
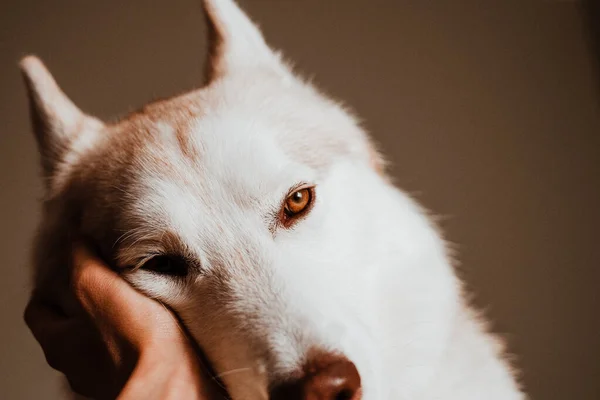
[1,1,599,399]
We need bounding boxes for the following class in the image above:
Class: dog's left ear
[20,56,104,182]
[202,0,286,83]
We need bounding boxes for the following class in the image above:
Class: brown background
[1,1,598,399]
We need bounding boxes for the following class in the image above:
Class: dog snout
[270,353,362,400]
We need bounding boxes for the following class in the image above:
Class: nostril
[335,389,356,400]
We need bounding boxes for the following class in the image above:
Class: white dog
[22,0,525,399]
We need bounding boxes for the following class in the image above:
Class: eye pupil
[292,191,304,203]
[142,255,188,276]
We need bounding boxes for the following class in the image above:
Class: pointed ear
[20,56,103,179]
[202,0,284,83]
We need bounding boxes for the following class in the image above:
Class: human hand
[24,245,224,400]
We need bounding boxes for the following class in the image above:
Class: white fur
[23,0,525,399]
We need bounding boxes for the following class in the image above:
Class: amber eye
[141,255,188,277]
[282,186,314,224]
[285,188,312,216]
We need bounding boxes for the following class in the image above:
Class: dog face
[23,1,460,399]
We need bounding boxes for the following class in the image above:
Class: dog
[21,0,525,399]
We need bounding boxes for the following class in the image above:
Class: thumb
[71,245,174,348]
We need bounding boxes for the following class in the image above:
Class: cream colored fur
[22,0,525,399]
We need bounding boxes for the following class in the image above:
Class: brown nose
[270,354,362,400]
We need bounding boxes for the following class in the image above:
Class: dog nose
[270,354,362,400]
[304,358,361,400]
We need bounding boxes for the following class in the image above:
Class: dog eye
[281,186,315,227]
[285,189,311,215]
[141,255,188,276]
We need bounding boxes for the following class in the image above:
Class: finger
[32,265,82,320]
[72,246,144,319]
[24,294,73,349]
[24,295,97,373]
[71,245,178,346]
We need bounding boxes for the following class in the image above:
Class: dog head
[23,1,459,399]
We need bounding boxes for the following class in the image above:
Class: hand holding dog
[24,245,221,400]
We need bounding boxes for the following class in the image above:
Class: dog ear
[202,0,284,83]
[20,56,103,180]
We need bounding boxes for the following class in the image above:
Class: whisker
[214,367,253,379]
[112,230,135,249]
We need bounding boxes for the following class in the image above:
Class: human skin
[24,245,223,400]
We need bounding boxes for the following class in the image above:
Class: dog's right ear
[20,56,103,183]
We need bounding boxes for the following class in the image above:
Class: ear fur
[20,56,103,179]
[202,0,285,83]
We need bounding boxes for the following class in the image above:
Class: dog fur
[22,0,525,399]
